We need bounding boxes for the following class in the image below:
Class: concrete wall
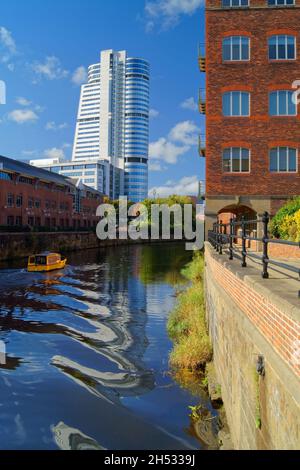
[205,243,300,449]
[0,231,167,261]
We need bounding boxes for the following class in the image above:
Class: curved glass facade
[125,58,149,202]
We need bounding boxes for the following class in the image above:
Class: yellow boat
[27,252,67,272]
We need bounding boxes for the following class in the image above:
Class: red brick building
[0,155,103,230]
[204,0,300,231]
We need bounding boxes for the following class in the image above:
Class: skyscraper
[72,49,150,202]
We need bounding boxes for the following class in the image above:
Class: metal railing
[208,211,300,296]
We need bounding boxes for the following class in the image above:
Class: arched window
[223,36,250,61]
[268,35,296,60]
[223,147,250,172]
[270,147,297,172]
[222,91,250,116]
[269,91,296,116]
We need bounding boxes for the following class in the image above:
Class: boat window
[29,256,35,264]
[35,256,47,265]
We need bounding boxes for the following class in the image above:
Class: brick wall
[206,0,300,198]
[205,242,300,449]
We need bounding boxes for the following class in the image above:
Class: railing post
[262,211,269,279]
[241,216,247,267]
[229,217,233,260]
[219,220,223,255]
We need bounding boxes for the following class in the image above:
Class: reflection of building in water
[51,245,153,403]
[52,421,105,450]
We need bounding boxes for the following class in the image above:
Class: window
[222,0,249,6]
[0,171,12,181]
[7,216,14,226]
[223,147,250,172]
[223,36,250,61]
[223,91,250,116]
[269,91,296,116]
[35,199,41,208]
[7,194,14,207]
[269,35,296,60]
[16,195,23,207]
[16,216,22,226]
[270,147,297,172]
[268,0,295,6]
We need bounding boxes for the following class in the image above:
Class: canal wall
[0,231,172,261]
[205,242,300,450]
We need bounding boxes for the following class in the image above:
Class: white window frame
[223,91,250,117]
[269,147,298,173]
[223,36,250,61]
[268,0,295,6]
[222,0,249,7]
[222,147,251,173]
[268,35,296,60]
[269,90,297,116]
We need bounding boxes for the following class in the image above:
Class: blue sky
[0,0,205,197]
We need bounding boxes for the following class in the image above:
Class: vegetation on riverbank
[167,252,212,370]
[270,197,300,241]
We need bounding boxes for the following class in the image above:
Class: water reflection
[0,243,212,450]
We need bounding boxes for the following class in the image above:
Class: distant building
[73,49,150,202]
[0,155,103,230]
[203,0,300,232]
[31,49,150,202]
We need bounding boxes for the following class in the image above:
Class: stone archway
[217,204,258,249]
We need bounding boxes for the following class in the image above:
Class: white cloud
[148,161,167,171]
[0,26,16,54]
[149,108,159,118]
[149,120,199,165]
[168,120,198,145]
[72,66,87,85]
[180,96,197,112]
[43,147,65,160]
[16,97,32,106]
[8,109,38,124]
[149,175,199,197]
[144,0,203,31]
[32,56,69,81]
[45,121,68,131]
[22,150,38,157]
[149,138,189,164]
[0,26,17,69]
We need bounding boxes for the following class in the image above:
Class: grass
[167,252,212,370]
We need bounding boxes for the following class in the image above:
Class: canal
[0,242,217,450]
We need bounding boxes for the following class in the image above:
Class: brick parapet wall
[206,244,300,377]
[205,242,300,448]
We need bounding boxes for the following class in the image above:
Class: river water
[0,242,217,450]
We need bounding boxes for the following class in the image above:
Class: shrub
[270,197,300,241]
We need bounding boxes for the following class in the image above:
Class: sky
[0,0,206,197]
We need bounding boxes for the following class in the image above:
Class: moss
[167,252,212,370]
[254,369,262,430]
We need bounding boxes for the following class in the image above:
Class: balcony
[198,134,206,157]
[198,88,206,115]
[198,44,206,73]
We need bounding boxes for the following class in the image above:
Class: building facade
[0,155,103,229]
[204,0,300,231]
[72,49,150,202]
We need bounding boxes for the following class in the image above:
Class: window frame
[268,35,296,61]
[222,36,250,62]
[269,90,297,116]
[269,146,298,173]
[222,147,251,173]
[222,91,250,117]
[268,0,295,6]
[222,0,249,7]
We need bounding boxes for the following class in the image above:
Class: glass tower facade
[124,58,150,202]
